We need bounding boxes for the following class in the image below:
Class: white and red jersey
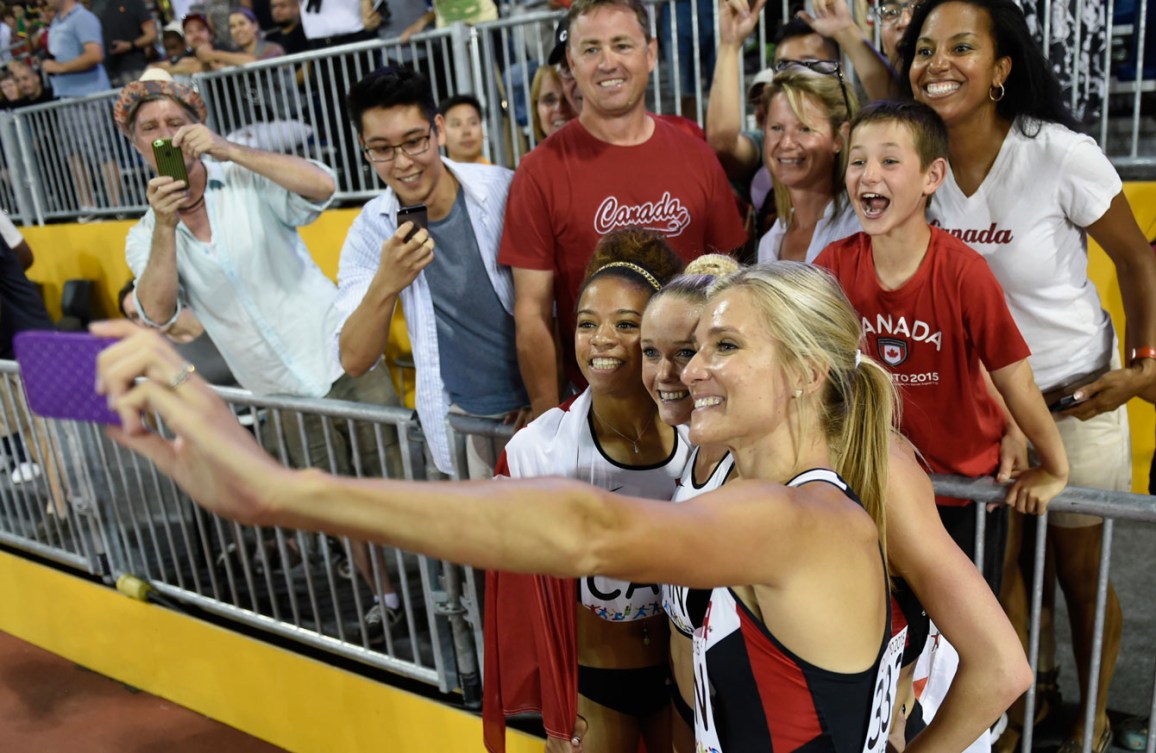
[816,229,1030,505]
[662,448,735,638]
[498,388,692,621]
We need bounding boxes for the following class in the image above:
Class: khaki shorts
[1046,403,1132,527]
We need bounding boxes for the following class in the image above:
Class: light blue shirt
[334,159,515,474]
[47,3,111,97]
[126,159,343,397]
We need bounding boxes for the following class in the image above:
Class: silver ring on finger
[166,362,196,390]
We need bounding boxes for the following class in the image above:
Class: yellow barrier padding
[0,550,541,753]
[14,185,1156,489]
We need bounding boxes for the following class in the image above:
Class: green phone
[152,138,189,184]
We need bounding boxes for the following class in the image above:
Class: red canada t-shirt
[816,228,1031,506]
[498,116,747,387]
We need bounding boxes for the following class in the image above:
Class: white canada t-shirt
[300,0,364,39]
[927,118,1122,391]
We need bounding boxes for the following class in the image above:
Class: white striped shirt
[333,159,515,474]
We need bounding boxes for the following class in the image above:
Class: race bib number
[861,626,907,753]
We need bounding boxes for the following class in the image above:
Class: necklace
[178,192,206,213]
[591,405,654,455]
[178,162,207,214]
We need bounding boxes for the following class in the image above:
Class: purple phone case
[13,331,121,425]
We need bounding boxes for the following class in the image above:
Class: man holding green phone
[112,69,404,479]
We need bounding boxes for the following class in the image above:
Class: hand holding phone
[14,331,121,425]
[152,138,189,184]
[1047,393,1086,413]
[397,204,428,243]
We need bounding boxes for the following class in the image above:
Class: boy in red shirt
[815,101,1068,590]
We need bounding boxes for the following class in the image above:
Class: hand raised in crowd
[172,123,233,162]
[372,224,435,298]
[146,175,190,229]
[1005,466,1068,516]
[797,0,857,41]
[1060,360,1156,420]
[719,0,766,46]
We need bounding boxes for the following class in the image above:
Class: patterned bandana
[113,79,207,137]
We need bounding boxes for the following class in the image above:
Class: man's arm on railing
[513,267,560,419]
[706,0,764,181]
[887,441,1032,753]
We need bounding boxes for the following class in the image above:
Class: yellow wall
[0,550,543,753]
[14,188,1156,489]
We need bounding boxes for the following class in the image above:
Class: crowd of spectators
[2,0,1156,748]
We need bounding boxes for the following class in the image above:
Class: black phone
[152,138,189,184]
[397,204,428,243]
[1048,394,1085,413]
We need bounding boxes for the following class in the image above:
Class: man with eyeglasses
[871,0,917,63]
[334,65,529,479]
[502,0,746,418]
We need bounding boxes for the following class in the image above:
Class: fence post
[0,111,44,225]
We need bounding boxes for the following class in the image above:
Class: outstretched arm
[94,320,818,590]
[886,441,1032,753]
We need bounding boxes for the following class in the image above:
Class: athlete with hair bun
[641,253,740,752]
[486,227,689,753]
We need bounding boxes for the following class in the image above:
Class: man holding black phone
[334,66,528,478]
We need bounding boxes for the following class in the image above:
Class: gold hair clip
[596,261,662,292]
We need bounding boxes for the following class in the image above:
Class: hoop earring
[989,82,1006,102]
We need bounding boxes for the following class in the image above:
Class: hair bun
[684,254,740,277]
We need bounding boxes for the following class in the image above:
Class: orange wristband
[1130,346,1156,365]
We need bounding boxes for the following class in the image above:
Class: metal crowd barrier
[2,0,1153,223]
[0,354,1154,742]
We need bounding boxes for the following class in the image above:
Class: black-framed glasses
[773,59,854,118]
[361,125,435,163]
[872,1,917,25]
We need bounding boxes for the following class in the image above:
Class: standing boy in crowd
[815,100,1069,586]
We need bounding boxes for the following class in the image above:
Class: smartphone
[1048,394,1085,413]
[397,204,428,243]
[152,138,189,184]
[13,331,121,425]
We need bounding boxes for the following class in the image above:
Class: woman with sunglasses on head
[96,260,921,753]
[486,228,689,753]
[900,1,1156,750]
[640,254,739,753]
[756,70,862,264]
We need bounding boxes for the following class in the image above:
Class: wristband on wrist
[1130,346,1156,365]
